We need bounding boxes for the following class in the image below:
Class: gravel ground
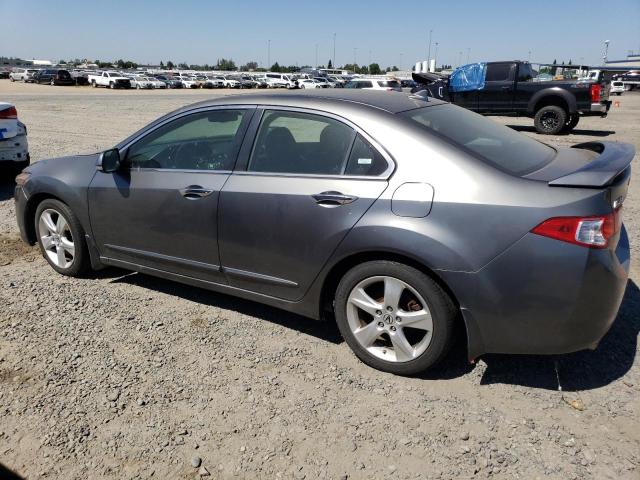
[0,81,639,480]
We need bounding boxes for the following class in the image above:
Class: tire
[534,105,567,135]
[616,92,622,96]
[91,80,96,88]
[136,84,141,89]
[109,82,114,89]
[334,261,456,375]
[50,79,55,86]
[34,199,90,277]
[10,77,14,82]
[562,114,580,133]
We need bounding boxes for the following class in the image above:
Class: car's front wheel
[35,199,90,277]
[334,261,456,375]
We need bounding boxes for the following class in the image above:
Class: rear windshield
[400,104,555,176]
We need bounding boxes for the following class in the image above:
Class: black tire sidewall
[534,105,567,135]
[34,199,89,277]
[334,260,456,376]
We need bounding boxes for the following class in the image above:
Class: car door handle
[179,185,213,200]
[501,86,511,90]
[312,191,358,207]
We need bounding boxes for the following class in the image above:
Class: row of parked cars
[7,67,415,92]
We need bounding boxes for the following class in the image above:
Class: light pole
[399,53,403,70]
[315,43,318,69]
[427,29,433,64]
[434,42,439,70]
[267,39,271,69]
[603,40,610,63]
[333,33,336,67]
[353,47,357,68]
[528,50,531,61]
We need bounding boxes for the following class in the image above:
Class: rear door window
[400,104,554,176]
[248,110,355,175]
[485,63,514,82]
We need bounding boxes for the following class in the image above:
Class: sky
[1,0,639,69]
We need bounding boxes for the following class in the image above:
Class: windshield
[400,105,555,176]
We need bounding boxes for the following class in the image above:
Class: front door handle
[312,191,358,207]
[179,185,213,200]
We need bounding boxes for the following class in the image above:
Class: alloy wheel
[540,111,560,131]
[38,209,75,269]
[346,276,433,362]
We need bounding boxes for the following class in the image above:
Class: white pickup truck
[88,71,131,89]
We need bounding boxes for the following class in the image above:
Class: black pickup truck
[413,61,611,135]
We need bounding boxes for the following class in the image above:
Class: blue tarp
[449,63,487,92]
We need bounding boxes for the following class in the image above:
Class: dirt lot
[0,81,638,480]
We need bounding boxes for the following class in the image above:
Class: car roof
[183,90,444,114]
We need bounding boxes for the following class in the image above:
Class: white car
[9,68,39,83]
[181,77,200,89]
[298,79,326,89]
[610,81,624,96]
[264,73,296,88]
[313,77,335,88]
[213,76,239,88]
[0,103,29,172]
[130,76,155,89]
[345,77,403,92]
[88,71,132,89]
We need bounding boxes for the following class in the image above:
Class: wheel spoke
[384,277,404,311]
[40,235,54,250]
[56,215,68,234]
[61,238,75,258]
[349,287,382,316]
[390,329,414,361]
[397,309,432,331]
[41,211,57,233]
[353,321,382,347]
[56,246,67,267]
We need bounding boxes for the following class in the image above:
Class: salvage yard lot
[0,81,639,479]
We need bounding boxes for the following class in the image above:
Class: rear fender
[527,87,577,115]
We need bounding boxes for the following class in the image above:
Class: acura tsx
[14,90,632,375]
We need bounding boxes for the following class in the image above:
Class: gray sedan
[14,91,632,375]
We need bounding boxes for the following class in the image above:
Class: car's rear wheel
[35,199,90,277]
[534,105,567,135]
[334,261,456,375]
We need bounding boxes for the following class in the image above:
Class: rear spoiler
[549,142,635,188]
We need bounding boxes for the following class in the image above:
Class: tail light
[0,106,18,119]
[590,83,601,103]
[532,209,621,248]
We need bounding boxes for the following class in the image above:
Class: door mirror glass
[100,148,121,173]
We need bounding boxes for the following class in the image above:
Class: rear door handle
[312,191,358,207]
[179,185,213,200]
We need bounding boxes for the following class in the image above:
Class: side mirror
[100,148,121,173]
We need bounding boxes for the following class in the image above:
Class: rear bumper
[0,135,29,163]
[439,227,630,360]
[581,100,612,117]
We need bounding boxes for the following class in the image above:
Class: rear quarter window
[400,104,555,176]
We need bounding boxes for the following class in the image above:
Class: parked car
[0,103,29,173]
[147,77,168,89]
[154,75,183,89]
[14,91,633,375]
[32,69,75,86]
[311,77,334,88]
[215,76,240,88]
[203,78,224,89]
[610,81,624,96]
[180,77,200,89]
[0,69,10,79]
[130,76,155,89]
[70,70,90,86]
[88,71,131,89]
[9,68,39,83]
[412,61,612,134]
[298,79,327,89]
[264,73,295,88]
[400,79,417,89]
[345,78,403,92]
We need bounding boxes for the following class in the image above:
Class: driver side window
[127,109,248,171]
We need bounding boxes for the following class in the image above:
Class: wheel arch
[528,88,576,115]
[22,192,65,244]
